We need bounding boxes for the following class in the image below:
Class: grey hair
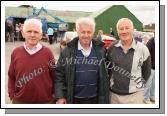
[23,18,42,33]
[76,17,95,33]
[116,18,134,29]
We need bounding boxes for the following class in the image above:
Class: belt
[110,88,136,95]
[73,96,98,104]
[74,96,97,100]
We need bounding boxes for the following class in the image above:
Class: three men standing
[8,17,152,104]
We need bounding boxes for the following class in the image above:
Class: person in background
[107,18,151,104]
[143,37,155,104]
[18,23,24,41]
[59,40,67,52]
[53,28,58,43]
[6,20,14,42]
[15,24,20,41]
[47,27,54,44]
[8,18,56,104]
[133,29,142,42]
[96,29,103,41]
[54,17,109,104]
[110,27,114,36]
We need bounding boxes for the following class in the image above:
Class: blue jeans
[144,69,155,100]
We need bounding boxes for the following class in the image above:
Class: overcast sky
[5,3,156,25]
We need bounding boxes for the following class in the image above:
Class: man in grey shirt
[107,18,151,104]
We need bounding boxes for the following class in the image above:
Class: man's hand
[56,98,67,104]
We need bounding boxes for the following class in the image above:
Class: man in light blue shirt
[47,27,54,44]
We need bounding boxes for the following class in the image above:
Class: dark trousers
[73,97,98,104]
[48,35,53,44]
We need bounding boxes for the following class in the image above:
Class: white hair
[76,17,95,33]
[23,18,42,33]
[116,18,134,30]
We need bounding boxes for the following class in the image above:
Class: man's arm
[146,37,153,53]
[142,45,151,82]
[54,49,67,103]
[8,52,16,100]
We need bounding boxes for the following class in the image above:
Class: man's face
[117,20,134,41]
[22,23,42,48]
[77,24,94,46]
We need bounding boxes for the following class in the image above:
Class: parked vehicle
[101,35,116,49]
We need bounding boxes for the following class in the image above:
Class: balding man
[107,18,151,104]
[8,18,56,104]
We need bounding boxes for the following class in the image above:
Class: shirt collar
[24,42,42,55]
[115,38,137,50]
[24,42,40,50]
[78,40,92,51]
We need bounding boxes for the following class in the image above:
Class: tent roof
[5,6,92,23]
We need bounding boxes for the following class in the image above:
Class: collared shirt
[108,38,151,94]
[47,28,54,35]
[115,38,137,53]
[24,42,42,55]
[78,40,92,57]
